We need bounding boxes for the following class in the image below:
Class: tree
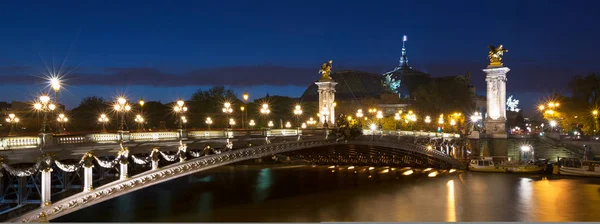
[333,114,362,140]
[411,77,474,117]
[69,96,111,131]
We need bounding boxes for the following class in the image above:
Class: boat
[469,157,546,173]
[556,157,600,177]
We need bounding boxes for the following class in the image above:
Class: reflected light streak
[447,180,456,222]
[518,178,533,221]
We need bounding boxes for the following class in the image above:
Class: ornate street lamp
[249,119,256,128]
[139,98,145,123]
[243,92,249,128]
[34,95,56,133]
[134,114,145,132]
[229,118,236,129]
[267,120,274,128]
[5,113,19,136]
[301,123,307,129]
[307,117,316,127]
[394,113,401,130]
[205,117,213,130]
[98,114,109,133]
[260,103,270,128]
[285,121,292,128]
[56,113,68,133]
[240,106,245,129]
[173,100,188,130]
[222,102,233,128]
[293,105,303,127]
[181,116,188,129]
[114,97,131,131]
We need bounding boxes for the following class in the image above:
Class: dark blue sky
[1,0,599,114]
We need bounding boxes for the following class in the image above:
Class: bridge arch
[12,139,460,222]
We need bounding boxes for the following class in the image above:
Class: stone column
[315,78,338,127]
[482,66,510,138]
[119,161,128,180]
[83,165,94,192]
[40,168,52,207]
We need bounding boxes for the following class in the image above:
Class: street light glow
[50,77,61,91]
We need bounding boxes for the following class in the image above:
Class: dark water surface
[57,165,600,222]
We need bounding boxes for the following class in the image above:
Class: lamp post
[98,114,109,133]
[139,98,145,130]
[5,113,19,136]
[249,119,256,128]
[56,114,68,133]
[356,109,364,127]
[424,116,431,132]
[293,105,303,127]
[173,100,188,130]
[470,112,482,132]
[114,97,131,131]
[229,118,236,129]
[438,114,444,132]
[307,117,316,128]
[222,102,233,129]
[370,123,377,141]
[181,116,188,129]
[205,117,213,130]
[243,92,249,129]
[240,106,245,129]
[394,113,401,130]
[285,121,292,128]
[593,110,598,135]
[50,78,62,133]
[267,121,274,128]
[260,103,271,128]
[34,95,56,133]
[134,114,144,132]
[376,110,383,130]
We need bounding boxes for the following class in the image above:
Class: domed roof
[300,70,384,102]
[383,66,431,98]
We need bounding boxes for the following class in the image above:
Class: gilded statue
[319,60,333,79]
[488,45,508,67]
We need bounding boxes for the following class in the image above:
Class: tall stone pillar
[315,79,338,127]
[40,168,52,207]
[483,66,510,138]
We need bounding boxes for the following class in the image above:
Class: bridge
[0,129,464,222]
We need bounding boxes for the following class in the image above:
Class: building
[300,35,484,117]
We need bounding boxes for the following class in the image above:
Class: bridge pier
[83,165,93,192]
[40,168,52,207]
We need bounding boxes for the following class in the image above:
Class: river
[56,165,600,222]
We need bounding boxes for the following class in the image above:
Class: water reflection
[447,180,456,222]
[254,168,273,202]
[517,178,533,221]
[58,166,600,222]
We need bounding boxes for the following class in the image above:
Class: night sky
[1,0,599,115]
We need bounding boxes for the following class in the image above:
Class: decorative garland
[131,155,150,165]
[54,160,82,172]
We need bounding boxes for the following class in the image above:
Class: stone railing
[0,129,304,150]
[1,136,40,149]
[362,129,460,138]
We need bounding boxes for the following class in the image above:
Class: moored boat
[557,157,600,177]
[469,157,546,173]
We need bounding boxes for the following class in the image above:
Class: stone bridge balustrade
[0,129,305,151]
